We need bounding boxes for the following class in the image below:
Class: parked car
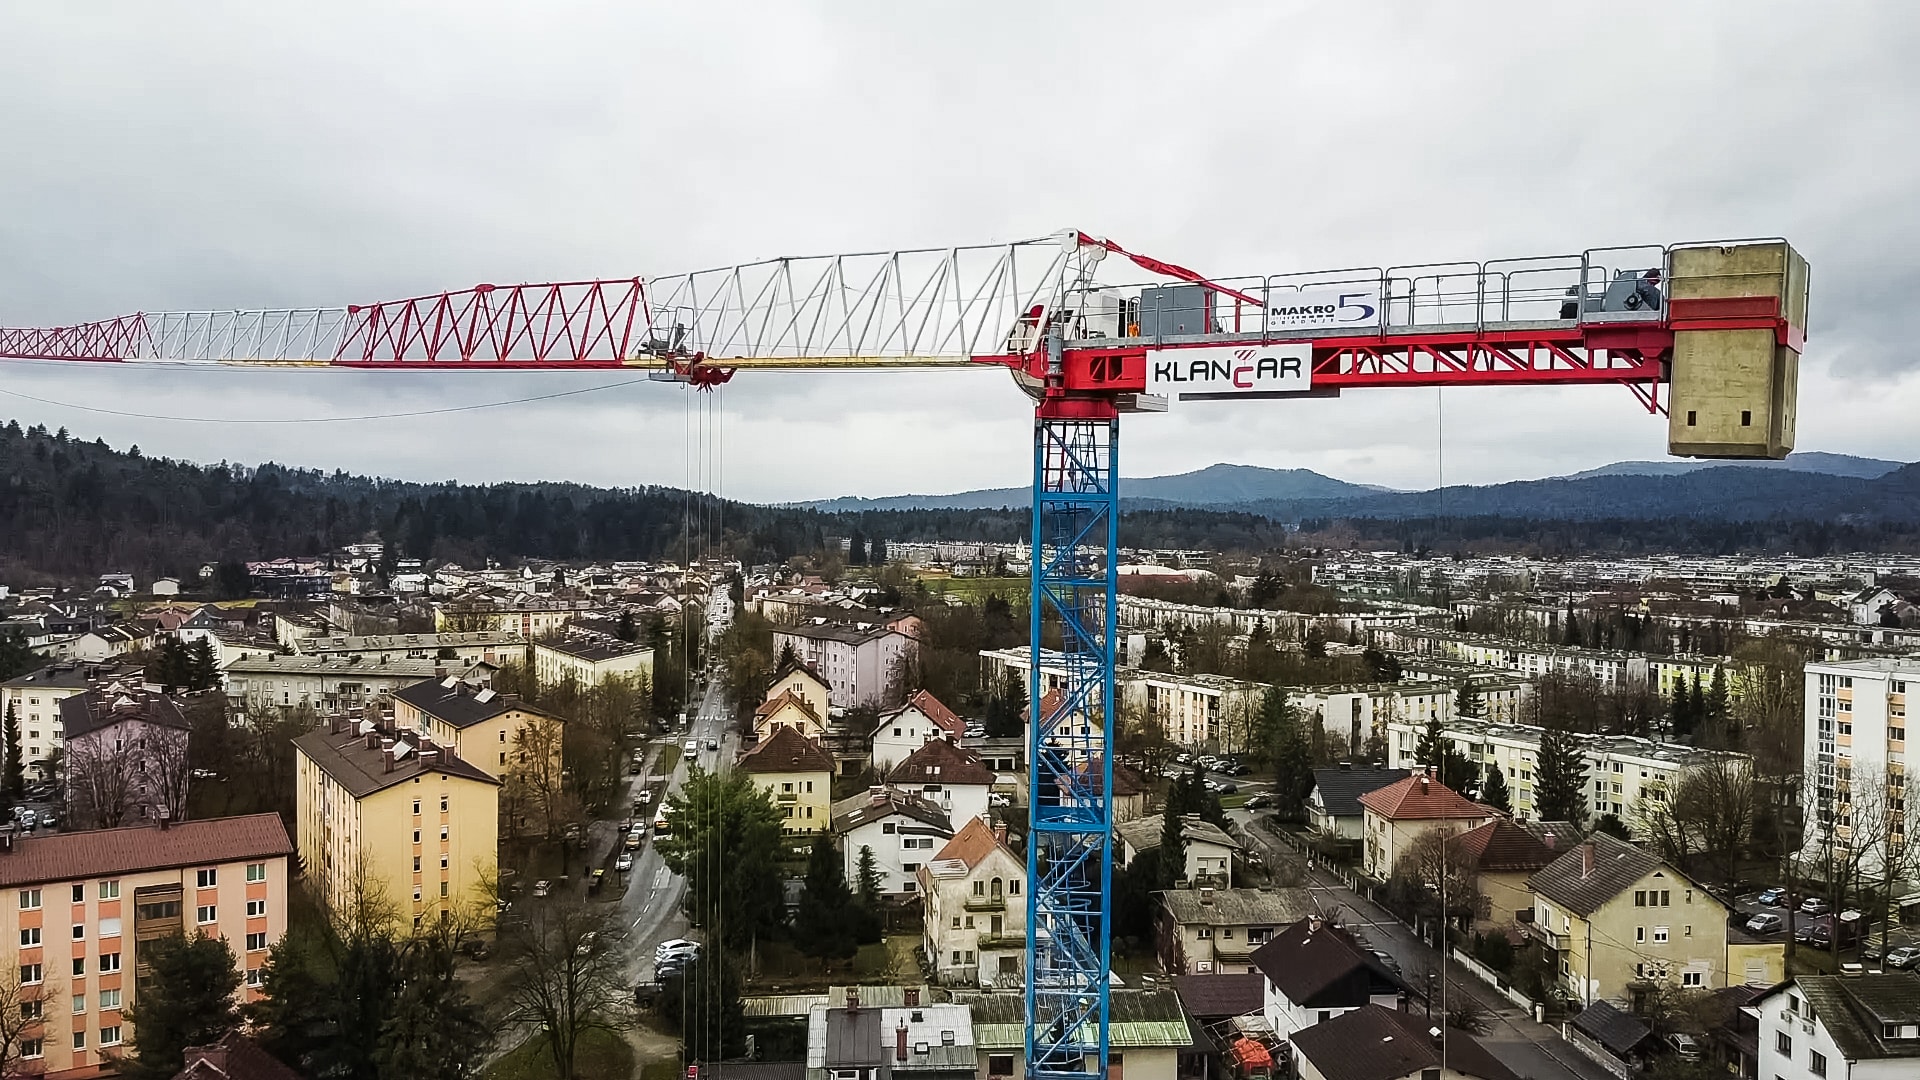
[656,938,701,959]
[532,879,552,898]
[1863,940,1883,961]
[1245,793,1274,810]
[1757,887,1787,906]
[1801,897,1832,915]
[1746,913,1784,935]
[1370,949,1401,974]
[615,853,634,872]
[1667,1033,1702,1061]
[1205,780,1239,795]
[1887,946,1920,969]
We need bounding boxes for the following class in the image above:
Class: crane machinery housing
[0,232,1809,1079]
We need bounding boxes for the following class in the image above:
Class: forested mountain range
[3,419,1919,581]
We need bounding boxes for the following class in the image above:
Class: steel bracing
[1026,416,1119,1080]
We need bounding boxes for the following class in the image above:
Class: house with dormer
[871,690,966,772]
[886,738,996,828]
[918,817,1027,987]
[59,681,191,827]
[1250,916,1407,1043]
[1752,973,1920,1080]
[1358,772,1493,880]
[392,674,564,784]
[831,787,955,897]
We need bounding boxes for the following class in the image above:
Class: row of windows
[410,797,452,815]
[16,863,265,910]
[20,953,120,981]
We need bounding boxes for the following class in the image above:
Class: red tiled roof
[932,816,1015,869]
[887,738,997,787]
[892,689,964,737]
[0,814,293,889]
[1355,774,1488,821]
[175,1031,304,1080]
[1023,688,1065,723]
[1450,818,1556,872]
[1069,757,1149,797]
[736,725,834,774]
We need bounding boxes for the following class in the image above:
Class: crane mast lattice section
[1026,412,1118,1080]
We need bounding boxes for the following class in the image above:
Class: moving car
[1887,945,1920,969]
[704,737,719,751]
[683,740,700,761]
[614,853,634,872]
[1244,793,1274,810]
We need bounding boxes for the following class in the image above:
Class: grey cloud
[2,1,1917,502]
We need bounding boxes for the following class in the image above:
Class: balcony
[775,792,798,804]
[1527,921,1567,951]
[977,932,1027,951]
[964,895,1007,913]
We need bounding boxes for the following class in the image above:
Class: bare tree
[66,736,137,829]
[146,727,192,823]
[1400,825,1487,931]
[503,716,566,838]
[498,900,629,1080]
[1632,759,1757,895]
[0,963,61,1078]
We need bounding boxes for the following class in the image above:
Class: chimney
[903,988,920,1007]
[1200,887,1215,905]
[434,665,447,679]
[383,747,395,773]
[1544,830,1557,850]
[1419,775,1430,793]
[896,1023,909,1063]
[1308,914,1323,935]
[845,987,859,1015]
[365,730,380,749]
[1580,841,1595,879]
[992,822,1009,846]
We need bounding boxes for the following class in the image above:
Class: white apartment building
[1384,716,1747,822]
[1293,678,1532,753]
[1804,658,1915,877]
[0,662,150,782]
[1118,671,1265,753]
[1371,626,1727,694]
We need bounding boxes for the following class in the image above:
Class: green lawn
[483,1028,635,1080]
[917,576,1026,601]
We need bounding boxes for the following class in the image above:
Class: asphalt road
[1229,809,1616,1080]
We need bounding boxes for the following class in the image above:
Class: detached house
[831,787,955,897]
[1527,833,1746,1007]
[1116,815,1240,888]
[1448,817,1557,931]
[1307,766,1410,840]
[1752,973,1920,1080]
[1156,886,1316,975]
[1250,916,1406,1042]
[870,690,966,773]
[918,817,1026,988]
[735,725,834,836]
[1290,1004,1520,1080]
[1357,773,1492,880]
[886,738,997,828]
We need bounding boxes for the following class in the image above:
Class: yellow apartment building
[0,814,293,1079]
[293,717,500,931]
[391,675,564,783]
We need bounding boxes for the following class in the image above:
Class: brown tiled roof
[830,788,954,835]
[393,676,557,729]
[1526,833,1667,917]
[1069,757,1149,797]
[1289,1005,1519,1080]
[1450,818,1556,873]
[1356,774,1488,822]
[755,688,821,726]
[886,738,996,787]
[736,726,834,774]
[886,690,963,737]
[932,816,1015,869]
[293,723,500,800]
[0,814,293,889]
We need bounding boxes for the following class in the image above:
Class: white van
[683,740,700,762]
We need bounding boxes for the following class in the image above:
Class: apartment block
[530,634,654,689]
[773,620,915,710]
[392,675,564,783]
[0,814,293,1078]
[0,662,149,784]
[1804,658,1915,876]
[1384,715,1747,822]
[293,717,500,930]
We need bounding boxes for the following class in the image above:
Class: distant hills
[801,453,1915,520]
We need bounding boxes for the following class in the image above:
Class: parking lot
[1729,889,1920,967]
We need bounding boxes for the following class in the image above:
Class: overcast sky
[2,2,1917,503]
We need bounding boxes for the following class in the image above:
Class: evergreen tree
[123,932,242,1079]
[1481,763,1512,815]
[370,930,490,1080]
[1303,627,1327,659]
[795,834,859,965]
[0,629,35,681]
[1562,613,1583,646]
[662,956,748,1061]
[1669,680,1694,738]
[185,637,219,692]
[1706,665,1730,736]
[615,610,637,642]
[870,536,888,564]
[1688,673,1707,736]
[1271,714,1315,822]
[1454,679,1483,720]
[656,769,788,952]
[1416,713,1447,768]
[1250,687,1293,768]
[1533,719,1590,827]
[1594,813,1631,840]
[848,531,868,566]
[1,702,21,803]
[1157,789,1187,891]
[855,845,883,907]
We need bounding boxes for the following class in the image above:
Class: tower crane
[0,231,1809,1078]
